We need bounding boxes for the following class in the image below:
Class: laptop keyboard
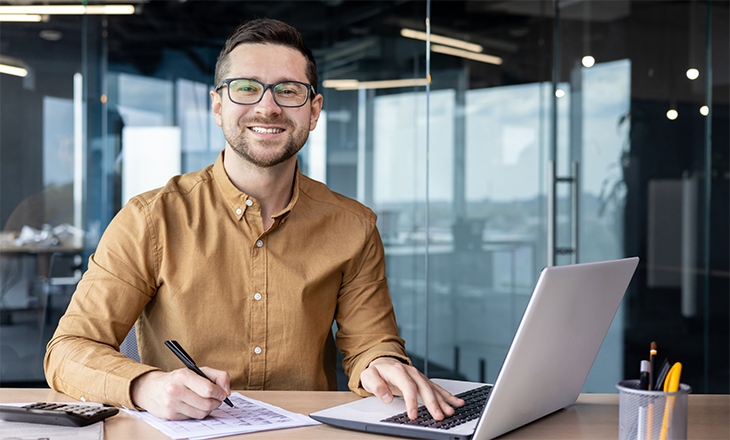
[381,384,493,430]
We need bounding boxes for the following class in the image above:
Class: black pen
[164,340,234,408]
[639,360,650,390]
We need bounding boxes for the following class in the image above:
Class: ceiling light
[582,55,595,68]
[666,109,678,120]
[40,30,63,41]
[431,45,502,65]
[322,79,360,89]
[0,14,41,22]
[0,5,135,15]
[401,28,483,53]
[699,106,709,116]
[0,55,29,77]
[85,5,136,14]
[0,64,28,77]
[323,78,428,90]
[356,79,428,89]
[686,68,699,80]
[555,89,566,98]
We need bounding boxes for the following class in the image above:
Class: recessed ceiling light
[40,30,63,41]
[686,68,700,80]
[508,27,529,38]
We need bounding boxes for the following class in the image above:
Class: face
[211,43,323,168]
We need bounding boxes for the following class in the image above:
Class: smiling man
[44,18,462,422]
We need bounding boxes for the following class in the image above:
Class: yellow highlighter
[659,362,682,440]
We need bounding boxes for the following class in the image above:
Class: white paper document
[123,392,320,439]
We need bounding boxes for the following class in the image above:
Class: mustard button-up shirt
[44,151,408,409]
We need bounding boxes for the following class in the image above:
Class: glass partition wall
[1,13,88,383]
[1,1,727,394]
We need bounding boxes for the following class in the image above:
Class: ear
[211,90,223,127]
[309,93,323,131]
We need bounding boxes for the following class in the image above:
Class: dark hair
[215,18,318,94]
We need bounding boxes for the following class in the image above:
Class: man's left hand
[360,357,464,421]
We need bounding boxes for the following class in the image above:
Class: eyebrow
[231,76,309,84]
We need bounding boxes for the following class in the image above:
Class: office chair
[120,325,141,362]
[38,252,83,354]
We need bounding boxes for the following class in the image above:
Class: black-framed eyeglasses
[215,78,315,108]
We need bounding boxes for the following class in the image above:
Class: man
[45,18,462,422]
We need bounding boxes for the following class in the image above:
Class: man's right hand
[131,368,231,420]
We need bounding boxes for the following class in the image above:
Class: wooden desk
[0,388,728,439]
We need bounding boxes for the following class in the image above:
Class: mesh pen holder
[616,380,692,440]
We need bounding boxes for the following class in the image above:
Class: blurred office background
[0,0,727,394]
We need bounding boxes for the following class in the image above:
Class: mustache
[238,115,293,128]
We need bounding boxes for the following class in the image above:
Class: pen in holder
[616,380,691,440]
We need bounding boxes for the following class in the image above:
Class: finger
[200,366,232,396]
[171,369,227,409]
[406,373,448,420]
[430,382,465,416]
[386,366,455,420]
[372,364,423,419]
[422,379,467,418]
[398,370,464,418]
[364,361,464,421]
[163,400,213,421]
[365,362,434,420]
[361,366,394,403]
[395,374,423,420]
[159,371,220,419]
[181,368,227,401]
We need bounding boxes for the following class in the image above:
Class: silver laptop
[310,257,639,440]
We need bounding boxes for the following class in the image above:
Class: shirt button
[256,239,263,248]
[254,293,262,301]
[254,346,262,354]
[235,208,242,215]
[246,199,253,206]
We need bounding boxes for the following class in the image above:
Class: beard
[223,115,309,168]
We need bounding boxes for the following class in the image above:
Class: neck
[223,145,296,229]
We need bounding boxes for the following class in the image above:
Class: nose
[253,86,282,116]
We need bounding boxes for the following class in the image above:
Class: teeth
[250,127,283,134]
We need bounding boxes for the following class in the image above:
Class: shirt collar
[272,165,299,220]
[212,150,300,219]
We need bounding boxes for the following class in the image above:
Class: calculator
[0,402,119,427]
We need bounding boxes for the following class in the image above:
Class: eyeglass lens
[228,79,309,107]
